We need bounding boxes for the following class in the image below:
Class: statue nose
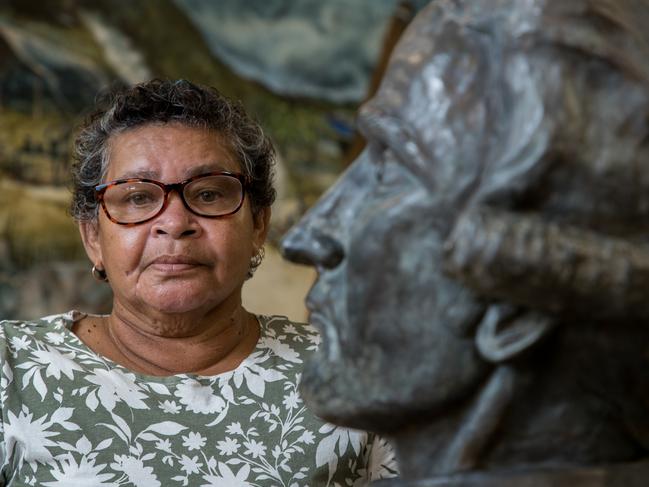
[281,227,344,269]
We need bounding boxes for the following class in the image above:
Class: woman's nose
[151,192,201,238]
[281,227,344,269]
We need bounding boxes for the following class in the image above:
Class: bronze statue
[282,0,649,485]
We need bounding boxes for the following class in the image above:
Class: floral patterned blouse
[0,312,397,486]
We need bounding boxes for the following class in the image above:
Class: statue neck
[380,460,649,487]
[389,364,644,481]
[389,366,516,479]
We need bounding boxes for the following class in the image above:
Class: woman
[0,80,395,486]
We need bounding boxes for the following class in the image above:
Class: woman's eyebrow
[113,169,159,180]
[112,163,230,181]
[184,163,230,177]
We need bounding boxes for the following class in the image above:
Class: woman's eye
[125,192,155,206]
[197,190,222,203]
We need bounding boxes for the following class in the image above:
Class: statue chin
[298,347,490,436]
[298,353,404,432]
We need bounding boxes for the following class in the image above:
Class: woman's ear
[476,303,557,363]
[252,207,271,249]
[78,220,103,268]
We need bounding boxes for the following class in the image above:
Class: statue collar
[379,460,649,487]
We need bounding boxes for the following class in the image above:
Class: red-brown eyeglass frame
[94,171,251,226]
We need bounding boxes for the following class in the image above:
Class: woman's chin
[134,285,231,316]
[149,300,207,315]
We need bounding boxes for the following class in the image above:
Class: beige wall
[242,245,315,324]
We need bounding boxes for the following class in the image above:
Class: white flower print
[158,399,181,414]
[258,337,301,363]
[226,422,244,436]
[85,368,148,412]
[201,463,253,487]
[366,435,399,481]
[282,390,301,409]
[0,314,398,485]
[19,325,36,336]
[174,379,225,414]
[155,439,172,453]
[42,454,117,486]
[216,437,240,456]
[110,455,160,487]
[44,332,65,345]
[182,431,207,451]
[179,454,202,475]
[4,406,59,465]
[231,351,286,397]
[316,423,368,483]
[16,346,82,400]
[298,430,315,445]
[306,332,321,348]
[22,345,83,380]
[10,335,31,352]
[243,439,267,459]
[42,313,68,324]
[283,324,298,335]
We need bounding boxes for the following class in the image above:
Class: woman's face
[80,123,269,322]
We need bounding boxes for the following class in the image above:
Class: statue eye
[368,142,389,183]
[376,162,386,183]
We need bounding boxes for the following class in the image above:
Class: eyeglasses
[95,171,250,225]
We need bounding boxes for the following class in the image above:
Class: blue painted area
[174,0,431,103]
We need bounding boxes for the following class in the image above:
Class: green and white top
[0,312,397,486]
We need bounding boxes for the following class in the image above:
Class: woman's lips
[149,255,204,272]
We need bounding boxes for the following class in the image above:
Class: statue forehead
[360,2,509,194]
[362,0,649,206]
[374,0,649,109]
[364,1,525,146]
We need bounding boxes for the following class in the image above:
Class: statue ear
[476,304,557,363]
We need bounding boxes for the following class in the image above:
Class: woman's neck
[77,302,260,377]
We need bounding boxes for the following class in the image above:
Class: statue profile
[282,0,649,485]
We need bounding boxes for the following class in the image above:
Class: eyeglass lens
[102,175,244,224]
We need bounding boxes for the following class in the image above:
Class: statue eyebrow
[357,105,391,147]
[358,105,435,188]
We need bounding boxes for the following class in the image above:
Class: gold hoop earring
[91,265,108,282]
[251,247,265,268]
[247,247,265,278]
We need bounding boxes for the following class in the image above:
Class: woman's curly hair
[70,79,276,221]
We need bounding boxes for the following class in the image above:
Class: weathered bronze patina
[282,0,649,485]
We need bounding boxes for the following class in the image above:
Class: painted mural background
[0,0,426,320]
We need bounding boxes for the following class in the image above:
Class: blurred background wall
[0,0,428,322]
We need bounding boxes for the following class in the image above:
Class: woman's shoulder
[253,314,321,366]
[0,311,76,336]
[256,315,319,343]
[0,313,74,369]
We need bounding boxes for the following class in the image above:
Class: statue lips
[305,281,342,361]
[147,255,207,274]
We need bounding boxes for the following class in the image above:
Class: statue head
[283,0,649,478]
